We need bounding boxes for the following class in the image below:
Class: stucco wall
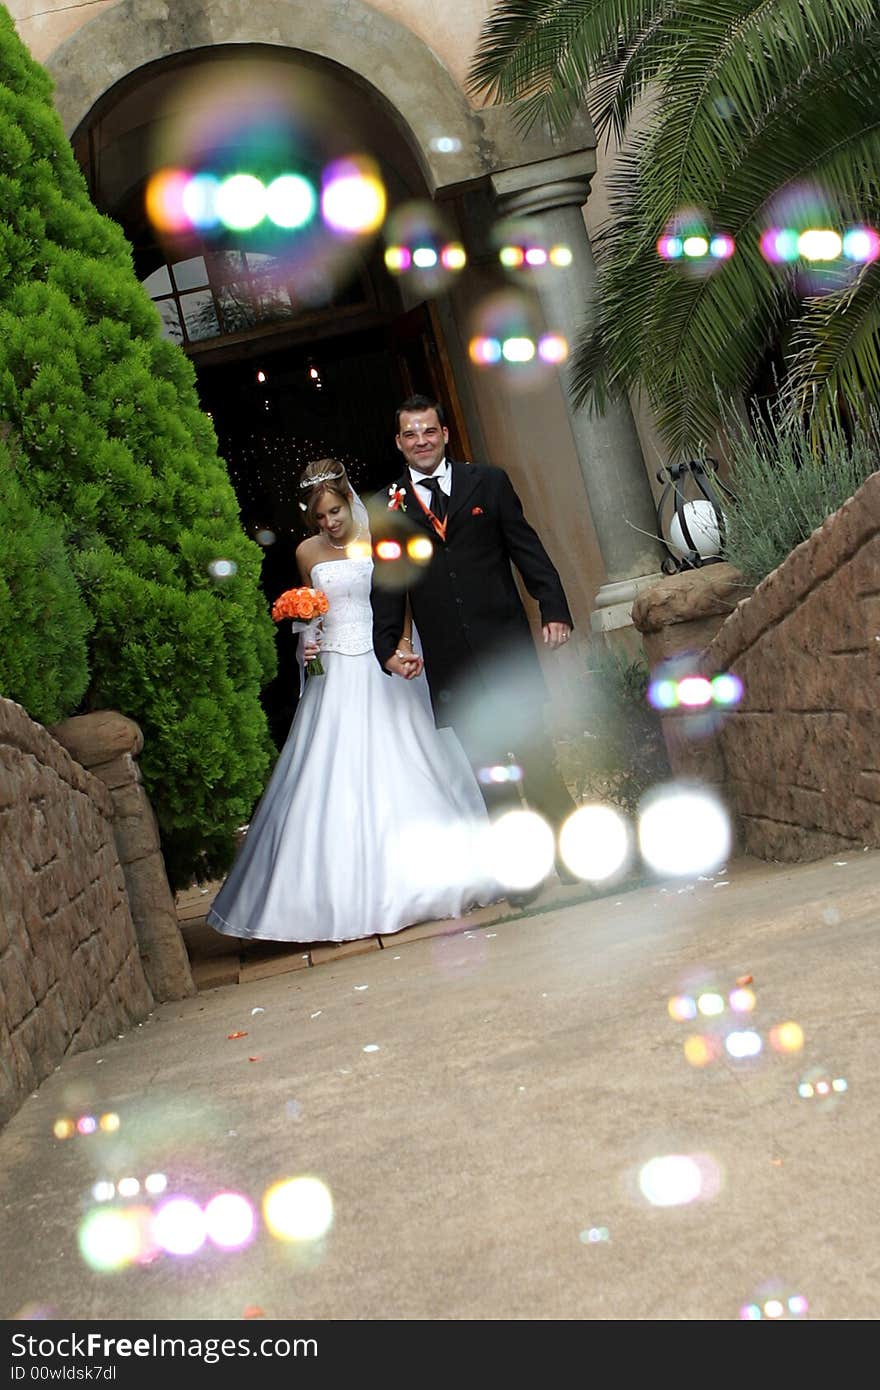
[0,698,154,1128]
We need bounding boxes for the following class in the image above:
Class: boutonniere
[471,506,484,516]
[388,484,407,512]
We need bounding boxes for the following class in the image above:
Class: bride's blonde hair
[299,458,352,532]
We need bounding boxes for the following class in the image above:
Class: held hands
[542,622,572,650]
[385,651,424,680]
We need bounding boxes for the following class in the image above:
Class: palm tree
[468,1,880,457]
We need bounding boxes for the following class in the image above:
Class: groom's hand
[385,652,423,679]
[542,622,572,650]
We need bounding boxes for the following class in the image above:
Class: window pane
[208,250,247,284]
[180,289,221,341]
[216,282,259,333]
[143,265,172,298]
[155,299,183,343]
[172,256,209,292]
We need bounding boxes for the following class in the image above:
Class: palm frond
[786,263,880,421]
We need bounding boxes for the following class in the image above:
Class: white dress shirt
[409,457,451,510]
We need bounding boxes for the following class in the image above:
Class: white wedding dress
[207,557,499,943]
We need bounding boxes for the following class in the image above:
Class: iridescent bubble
[204,1192,257,1250]
[683,1034,721,1068]
[265,174,317,230]
[383,201,465,297]
[208,558,238,580]
[656,208,731,273]
[145,168,191,235]
[842,227,880,262]
[321,155,386,235]
[637,1153,722,1207]
[76,1115,98,1136]
[578,1226,610,1244]
[740,1285,809,1319]
[98,1112,120,1133]
[696,991,725,1016]
[182,172,220,230]
[638,784,731,876]
[493,217,573,280]
[768,1020,804,1053]
[478,763,523,785]
[468,290,563,391]
[263,1176,334,1242]
[729,987,756,1013]
[798,228,842,261]
[667,994,697,1022]
[254,529,276,547]
[798,1067,847,1108]
[725,1029,762,1059]
[214,173,267,231]
[53,1118,75,1140]
[152,1197,207,1256]
[428,136,462,154]
[483,809,555,890]
[558,803,632,882]
[78,1208,143,1272]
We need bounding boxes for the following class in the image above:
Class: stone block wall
[701,472,880,861]
[0,699,154,1128]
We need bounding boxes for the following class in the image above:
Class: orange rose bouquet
[271,587,330,676]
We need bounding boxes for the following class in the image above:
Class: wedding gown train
[207,557,499,943]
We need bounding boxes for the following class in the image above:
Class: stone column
[50,711,195,1002]
[490,153,666,633]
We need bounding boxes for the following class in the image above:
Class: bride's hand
[304,640,320,661]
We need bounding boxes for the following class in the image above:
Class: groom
[371,394,579,891]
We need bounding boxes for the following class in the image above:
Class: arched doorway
[71,43,479,741]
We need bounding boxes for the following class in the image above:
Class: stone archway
[44,0,591,196]
[43,0,665,637]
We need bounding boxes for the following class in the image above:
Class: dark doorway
[195,304,470,745]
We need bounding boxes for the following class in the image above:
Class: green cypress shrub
[0,431,91,724]
[0,8,276,886]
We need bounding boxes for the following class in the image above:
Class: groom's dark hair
[395,394,447,432]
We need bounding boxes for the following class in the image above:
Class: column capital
[489,151,597,217]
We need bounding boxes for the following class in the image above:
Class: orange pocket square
[471,506,484,515]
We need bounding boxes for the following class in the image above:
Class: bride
[207,458,499,943]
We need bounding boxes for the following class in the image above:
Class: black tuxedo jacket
[371,460,572,726]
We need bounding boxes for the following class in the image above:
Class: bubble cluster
[657,233,735,261]
[798,1070,848,1107]
[498,242,573,271]
[468,291,568,389]
[760,225,879,264]
[383,202,466,296]
[739,1290,809,1319]
[78,1174,331,1271]
[648,671,743,711]
[53,1112,119,1140]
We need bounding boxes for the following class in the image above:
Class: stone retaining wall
[0,699,154,1128]
[700,471,880,861]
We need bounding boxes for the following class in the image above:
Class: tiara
[299,467,345,490]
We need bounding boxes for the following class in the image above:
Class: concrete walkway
[1,848,878,1321]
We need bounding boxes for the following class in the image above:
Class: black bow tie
[419,474,447,521]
